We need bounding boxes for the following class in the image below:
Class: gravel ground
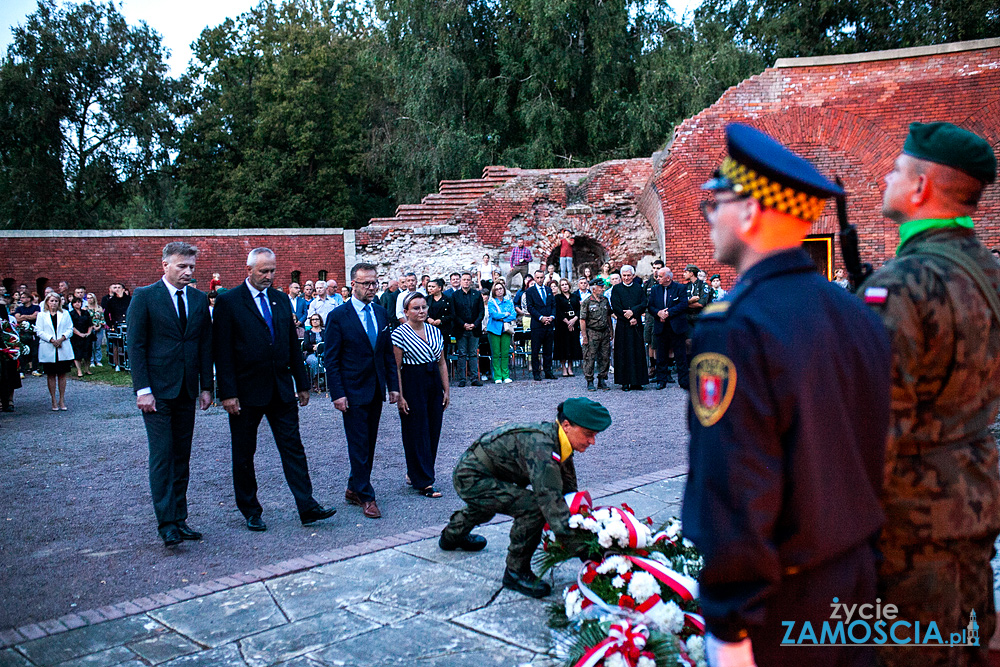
[0,370,690,629]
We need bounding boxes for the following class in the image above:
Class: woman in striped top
[391,292,450,498]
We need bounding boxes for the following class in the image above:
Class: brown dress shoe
[361,500,382,519]
[345,489,362,506]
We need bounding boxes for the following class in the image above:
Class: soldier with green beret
[439,397,612,598]
[862,121,1000,667]
[580,278,613,391]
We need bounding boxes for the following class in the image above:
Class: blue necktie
[258,292,274,341]
[363,304,377,349]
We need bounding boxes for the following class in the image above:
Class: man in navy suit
[648,267,690,389]
[213,248,336,532]
[128,242,214,548]
[323,262,399,519]
[525,269,557,380]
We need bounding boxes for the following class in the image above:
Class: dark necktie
[363,304,377,349]
[258,292,274,340]
[176,290,187,331]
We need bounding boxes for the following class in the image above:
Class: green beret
[560,397,612,432]
[589,278,607,287]
[903,122,996,184]
[685,264,699,274]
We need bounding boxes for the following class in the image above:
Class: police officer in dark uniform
[682,124,891,667]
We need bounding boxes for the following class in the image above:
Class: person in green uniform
[439,397,612,598]
[580,278,613,391]
[862,122,1000,667]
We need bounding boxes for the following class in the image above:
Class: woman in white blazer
[36,292,74,410]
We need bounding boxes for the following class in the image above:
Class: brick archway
[544,235,609,278]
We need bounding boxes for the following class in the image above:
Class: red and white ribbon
[625,555,699,602]
[565,491,593,513]
[573,620,650,667]
[684,611,706,634]
[610,506,648,548]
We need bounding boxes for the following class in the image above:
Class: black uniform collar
[736,248,816,288]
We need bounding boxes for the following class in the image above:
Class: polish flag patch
[552,451,561,462]
[864,287,889,305]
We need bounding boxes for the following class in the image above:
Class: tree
[176,0,388,229]
[0,0,177,229]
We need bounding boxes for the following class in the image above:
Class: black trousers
[749,543,877,667]
[656,326,689,388]
[142,394,196,537]
[399,363,444,490]
[530,325,553,378]
[229,399,318,519]
[342,397,383,502]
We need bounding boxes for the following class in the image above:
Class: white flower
[598,529,614,548]
[604,653,629,667]
[563,588,582,618]
[604,521,629,548]
[592,508,613,522]
[666,518,682,539]
[581,517,599,532]
[648,552,670,566]
[569,514,584,529]
[682,537,695,548]
[597,555,630,575]
[637,657,656,667]
[611,575,626,589]
[627,571,659,604]
[642,599,684,634]
[686,635,706,666]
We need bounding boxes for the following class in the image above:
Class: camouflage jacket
[862,228,1000,541]
[579,295,612,332]
[471,421,578,534]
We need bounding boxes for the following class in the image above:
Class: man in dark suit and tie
[323,262,399,519]
[213,248,336,532]
[525,269,557,381]
[127,242,214,548]
[648,267,690,389]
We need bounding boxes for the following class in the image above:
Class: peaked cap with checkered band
[702,124,843,223]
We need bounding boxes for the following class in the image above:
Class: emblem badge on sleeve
[690,352,737,427]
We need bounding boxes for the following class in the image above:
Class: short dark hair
[350,262,377,280]
[450,272,461,278]
[461,271,472,278]
[653,259,664,268]
[162,241,197,262]
[432,277,446,288]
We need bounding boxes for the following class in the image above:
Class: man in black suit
[450,271,485,387]
[213,248,336,532]
[648,267,690,389]
[324,262,399,519]
[127,242,214,548]
[525,269,557,380]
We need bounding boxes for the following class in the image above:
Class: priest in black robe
[610,265,649,390]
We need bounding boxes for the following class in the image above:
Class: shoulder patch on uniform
[690,352,737,427]
[863,286,888,305]
[702,302,730,315]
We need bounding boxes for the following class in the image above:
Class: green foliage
[176,0,387,229]
[0,0,177,229]
[556,618,679,667]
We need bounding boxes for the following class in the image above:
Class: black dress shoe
[301,506,337,525]
[622,385,631,392]
[544,372,557,380]
[656,382,667,390]
[439,532,487,552]
[502,567,551,598]
[176,522,203,541]
[533,375,542,381]
[587,380,595,391]
[246,515,267,532]
[162,527,182,548]
[458,379,467,387]
[471,379,483,387]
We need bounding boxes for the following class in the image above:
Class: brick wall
[651,40,1000,286]
[0,230,348,294]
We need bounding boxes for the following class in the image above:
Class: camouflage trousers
[583,329,611,380]
[442,451,546,573]
[876,535,996,667]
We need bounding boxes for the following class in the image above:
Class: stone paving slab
[148,584,286,649]
[52,646,137,667]
[238,610,378,667]
[16,617,164,667]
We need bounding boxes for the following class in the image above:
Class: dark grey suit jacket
[127,280,213,400]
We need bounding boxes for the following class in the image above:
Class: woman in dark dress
[554,278,582,376]
[69,297,94,377]
[610,264,649,390]
[426,278,454,369]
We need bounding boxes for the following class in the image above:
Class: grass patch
[67,361,133,388]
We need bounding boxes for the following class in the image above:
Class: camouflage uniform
[863,228,1000,667]
[579,295,612,381]
[442,422,577,572]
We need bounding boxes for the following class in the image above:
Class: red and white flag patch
[864,287,888,305]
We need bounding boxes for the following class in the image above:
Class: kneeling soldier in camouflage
[439,397,612,597]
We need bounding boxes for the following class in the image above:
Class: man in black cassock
[610,265,648,391]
